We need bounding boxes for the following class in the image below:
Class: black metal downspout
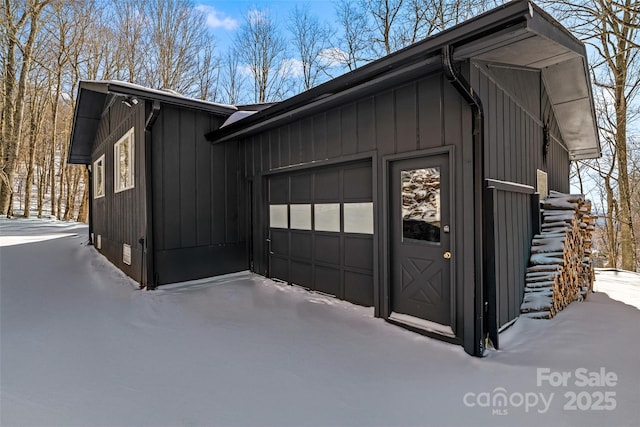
[143,100,161,289]
[87,164,93,245]
[442,46,487,357]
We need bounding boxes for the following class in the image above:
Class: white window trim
[114,127,135,193]
[93,154,105,199]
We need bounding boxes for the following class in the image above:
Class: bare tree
[400,0,444,45]
[220,48,245,105]
[3,0,229,219]
[334,0,499,68]
[362,0,405,56]
[400,0,488,45]
[39,0,90,218]
[629,137,640,264]
[81,3,119,81]
[334,0,370,70]
[288,5,332,91]
[543,0,640,271]
[22,67,49,217]
[112,0,146,83]
[234,8,289,103]
[144,0,216,96]
[1,0,53,216]
[195,39,221,101]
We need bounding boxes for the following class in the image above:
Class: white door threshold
[389,312,455,338]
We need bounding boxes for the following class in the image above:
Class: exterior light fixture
[122,96,139,108]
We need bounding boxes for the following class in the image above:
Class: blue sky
[196,0,339,52]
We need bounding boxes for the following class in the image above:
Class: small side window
[93,154,105,199]
[114,127,135,193]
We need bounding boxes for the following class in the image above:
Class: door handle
[443,251,452,259]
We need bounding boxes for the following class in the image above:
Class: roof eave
[208,0,601,161]
[68,81,237,164]
[90,81,237,114]
[207,0,534,143]
[454,5,601,159]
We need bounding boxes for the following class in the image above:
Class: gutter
[143,100,161,289]
[442,46,488,357]
[209,56,441,144]
[207,0,532,144]
[87,164,93,245]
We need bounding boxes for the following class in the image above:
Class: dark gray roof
[68,81,236,164]
[207,0,600,160]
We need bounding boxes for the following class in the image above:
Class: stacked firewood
[520,191,595,318]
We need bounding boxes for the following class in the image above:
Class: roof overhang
[207,0,600,160]
[452,5,600,160]
[68,81,237,164]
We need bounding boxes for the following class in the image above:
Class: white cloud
[238,65,254,78]
[279,58,304,78]
[247,8,268,25]
[318,47,348,68]
[195,5,238,30]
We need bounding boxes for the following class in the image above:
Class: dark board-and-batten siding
[471,61,570,328]
[151,105,248,284]
[492,189,532,327]
[542,84,570,193]
[471,61,570,192]
[238,71,476,347]
[92,100,147,282]
[241,73,456,179]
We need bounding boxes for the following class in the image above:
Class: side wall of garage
[236,70,477,347]
[151,105,249,285]
[470,61,571,330]
[91,99,147,284]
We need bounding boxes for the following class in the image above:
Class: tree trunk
[63,167,79,220]
[37,167,46,218]
[23,94,45,218]
[0,4,49,214]
[615,73,636,270]
[23,120,38,218]
[57,162,65,220]
[76,168,89,223]
[49,92,59,218]
[0,36,17,213]
[604,175,618,268]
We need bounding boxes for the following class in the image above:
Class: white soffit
[542,57,599,159]
[542,57,590,104]
[472,34,576,68]
[457,30,600,159]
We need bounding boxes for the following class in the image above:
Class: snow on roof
[221,111,258,128]
[81,80,237,111]
[69,80,237,164]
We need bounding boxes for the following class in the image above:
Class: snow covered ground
[1,218,639,427]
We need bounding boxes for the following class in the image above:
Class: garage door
[267,162,374,306]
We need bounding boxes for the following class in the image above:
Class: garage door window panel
[315,203,340,232]
[344,202,374,234]
[290,204,312,230]
[269,205,288,229]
